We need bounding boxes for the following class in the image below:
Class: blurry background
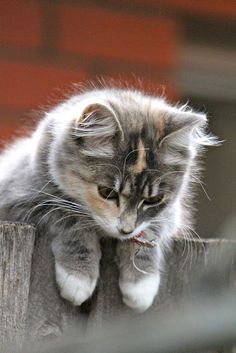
[0,0,235,239]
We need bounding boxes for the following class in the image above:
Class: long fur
[0,87,218,312]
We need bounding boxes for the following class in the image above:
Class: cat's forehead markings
[154,115,166,140]
[122,179,132,197]
[128,139,147,175]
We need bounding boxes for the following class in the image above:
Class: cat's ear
[159,109,207,149]
[73,102,123,157]
[157,108,219,165]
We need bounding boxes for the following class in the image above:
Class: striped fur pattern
[0,87,217,312]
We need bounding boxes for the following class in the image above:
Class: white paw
[119,274,160,313]
[55,263,97,306]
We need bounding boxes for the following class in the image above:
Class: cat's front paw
[119,274,160,313]
[55,262,97,306]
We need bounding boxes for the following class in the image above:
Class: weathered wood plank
[25,230,236,339]
[0,221,235,353]
[25,290,236,353]
[0,222,35,350]
[85,237,236,331]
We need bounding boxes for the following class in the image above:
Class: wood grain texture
[0,221,235,353]
[86,237,236,332]
[0,222,35,350]
[25,230,236,340]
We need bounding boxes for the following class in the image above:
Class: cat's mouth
[134,230,145,238]
[131,231,158,248]
[118,228,145,240]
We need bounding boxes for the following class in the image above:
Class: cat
[0,86,217,312]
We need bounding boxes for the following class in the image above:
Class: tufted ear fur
[159,110,207,148]
[158,108,219,165]
[73,102,123,157]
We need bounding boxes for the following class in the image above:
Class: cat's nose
[118,228,134,236]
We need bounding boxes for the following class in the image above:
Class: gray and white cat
[0,87,217,312]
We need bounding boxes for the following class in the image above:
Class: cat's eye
[98,186,119,200]
[143,193,165,206]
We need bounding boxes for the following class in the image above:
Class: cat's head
[48,89,217,240]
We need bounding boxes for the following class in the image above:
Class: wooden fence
[0,221,236,352]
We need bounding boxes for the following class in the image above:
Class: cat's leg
[117,239,162,313]
[52,229,101,306]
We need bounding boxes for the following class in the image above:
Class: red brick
[0,0,42,47]
[0,123,18,145]
[0,107,37,144]
[0,61,88,109]
[58,5,178,68]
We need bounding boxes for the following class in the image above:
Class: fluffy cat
[0,87,217,312]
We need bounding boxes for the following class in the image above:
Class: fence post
[0,222,35,351]
[0,221,235,352]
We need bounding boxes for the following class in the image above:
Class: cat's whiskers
[25,201,77,220]
[153,170,185,184]
[36,206,67,226]
[54,214,97,230]
[150,218,170,225]
[184,225,206,248]
[44,200,88,214]
[24,200,51,221]
[33,189,90,212]
[26,179,54,205]
[53,213,80,226]
[132,248,152,275]
[190,175,211,201]
[153,170,211,202]
[180,230,193,270]
[74,224,99,231]
[24,199,90,223]
[31,180,52,197]
[181,225,206,270]
[36,204,93,227]
[26,187,91,220]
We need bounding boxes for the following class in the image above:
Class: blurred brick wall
[0,0,235,143]
[0,0,179,144]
